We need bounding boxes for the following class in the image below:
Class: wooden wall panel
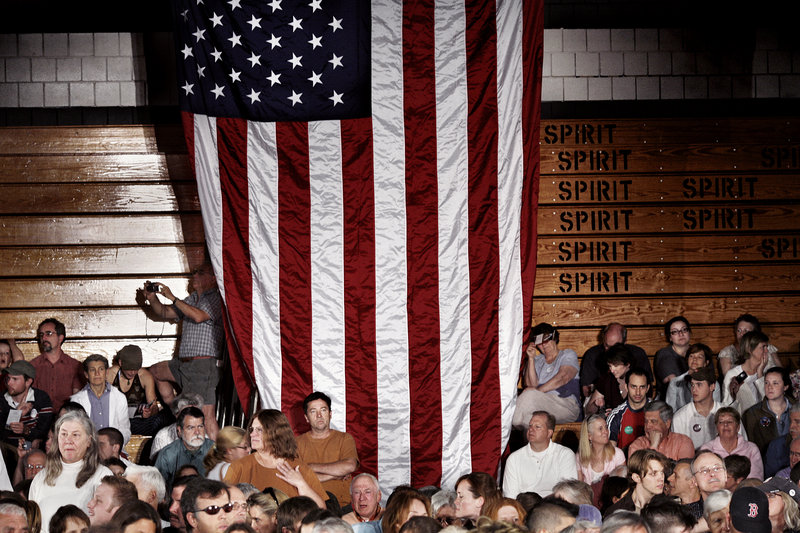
[0,125,196,364]
[534,117,800,367]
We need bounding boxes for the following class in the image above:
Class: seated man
[764,403,800,477]
[526,502,576,533]
[579,322,653,399]
[692,451,728,501]
[155,406,214,488]
[513,323,581,426]
[342,474,383,524]
[97,427,132,465]
[703,489,732,533]
[0,360,53,450]
[503,410,577,498]
[151,393,205,460]
[641,494,697,532]
[605,449,667,515]
[87,475,139,526]
[71,354,131,444]
[125,464,169,529]
[607,369,651,453]
[700,407,764,480]
[672,367,723,449]
[0,500,28,532]
[109,345,167,436]
[729,486,770,533]
[667,458,703,519]
[665,343,720,412]
[181,478,232,533]
[168,474,199,533]
[296,392,359,507]
[628,401,695,461]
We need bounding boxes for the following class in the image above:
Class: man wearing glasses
[182,478,234,533]
[25,317,85,413]
[691,451,728,501]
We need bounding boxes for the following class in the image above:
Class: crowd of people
[2,289,799,533]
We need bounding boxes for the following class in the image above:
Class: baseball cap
[730,486,770,533]
[117,344,143,370]
[3,360,36,379]
[759,476,800,504]
[576,504,602,527]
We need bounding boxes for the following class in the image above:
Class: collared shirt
[84,383,112,430]
[700,435,765,480]
[154,436,214,487]
[628,430,695,461]
[176,289,224,359]
[673,400,726,449]
[30,351,85,412]
[502,441,577,498]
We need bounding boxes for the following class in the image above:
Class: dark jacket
[0,387,54,445]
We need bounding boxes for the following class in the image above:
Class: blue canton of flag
[173,0,370,122]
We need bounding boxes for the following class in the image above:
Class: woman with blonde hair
[576,415,626,489]
[382,488,431,533]
[224,409,326,507]
[247,488,289,533]
[483,498,526,526]
[204,426,250,481]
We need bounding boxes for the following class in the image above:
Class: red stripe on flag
[181,111,196,175]
[465,0,502,475]
[521,0,544,339]
[216,118,256,409]
[403,0,443,487]
[341,118,379,476]
[276,122,314,430]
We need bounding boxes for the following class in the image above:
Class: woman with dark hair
[110,500,162,533]
[585,344,632,416]
[382,488,431,533]
[665,343,720,411]
[29,412,112,533]
[718,314,781,376]
[453,472,500,526]
[224,409,326,507]
[48,505,89,533]
[512,322,581,426]
[654,316,692,400]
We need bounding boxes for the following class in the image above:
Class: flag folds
[174,0,542,490]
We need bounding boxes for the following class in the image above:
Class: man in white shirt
[503,411,577,498]
[673,367,726,448]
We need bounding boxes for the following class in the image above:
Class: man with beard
[155,406,214,488]
[28,318,85,413]
[0,361,53,450]
[166,475,198,533]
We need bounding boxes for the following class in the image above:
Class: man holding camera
[143,262,223,440]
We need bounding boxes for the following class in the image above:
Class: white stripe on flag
[193,116,223,292]
[247,121,282,409]
[434,0,473,491]
[495,0,526,448]
[372,0,411,491]
[308,120,347,431]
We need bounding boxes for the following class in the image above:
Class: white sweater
[30,460,113,533]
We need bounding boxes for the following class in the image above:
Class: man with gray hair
[0,501,28,533]
[627,401,694,461]
[342,473,383,524]
[125,463,169,528]
[703,489,731,533]
[552,479,593,506]
[150,392,205,459]
[313,517,354,533]
[429,489,457,526]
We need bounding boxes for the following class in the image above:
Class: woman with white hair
[29,411,113,533]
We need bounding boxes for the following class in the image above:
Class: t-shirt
[580,343,653,388]
[224,454,328,502]
[534,349,580,404]
[296,430,359,506]
[607,401,648,452]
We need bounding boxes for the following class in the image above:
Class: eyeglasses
[230,501,247,512]
[25,464,45,470]
[193,502,235,515]
[695,465,725,477]
[439,518,465,526]
[37,330,57,338]
[790,451,800,458]
[670,327,689,335]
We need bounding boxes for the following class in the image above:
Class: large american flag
[173,0,542,491]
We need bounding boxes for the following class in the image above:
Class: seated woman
[585,344,631,416]
[512,323,581,427]
[204,426,250,481]
[454,472,500,527]
[699,407,764,479]
[665,343,720,411]
[576,415,626,506]
[382,488,431,533]
[108,345,169,436]
[718,314,781,376]
[654,316,691,401]
[742,367,792,458]
[483,498,526,526]
[722,331,769,414]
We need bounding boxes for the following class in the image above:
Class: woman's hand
[275,460,306,488]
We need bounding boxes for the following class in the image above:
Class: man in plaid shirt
[144,262,224,440]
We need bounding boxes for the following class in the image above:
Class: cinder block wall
[0,28,797,109]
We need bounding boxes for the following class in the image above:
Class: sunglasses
[193,502,235,515]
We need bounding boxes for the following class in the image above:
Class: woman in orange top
[224,409,327,507]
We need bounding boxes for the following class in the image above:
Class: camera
[734,371,747,384]
[146,282,159,293]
